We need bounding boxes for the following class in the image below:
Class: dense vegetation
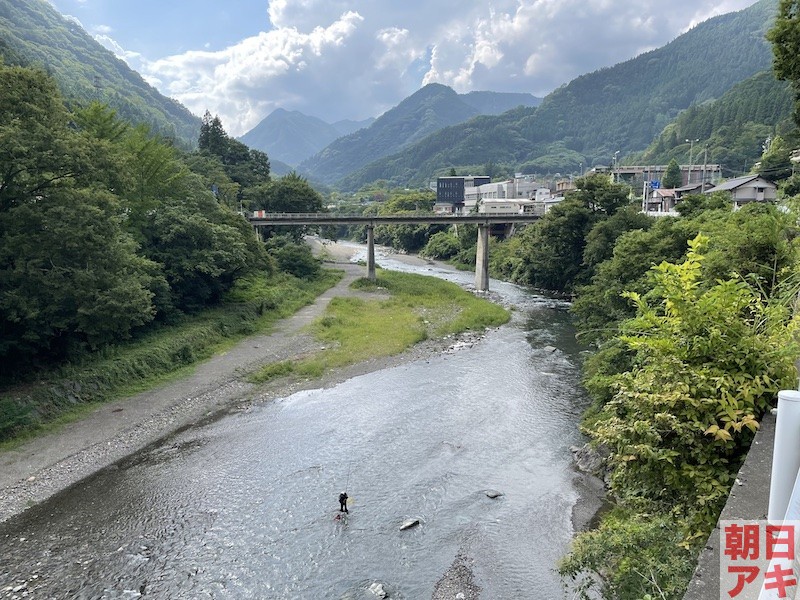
[0,61,329,441]
[636,70,795,176]
[0,0,200,147]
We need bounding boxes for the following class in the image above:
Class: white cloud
[79,0,760,137]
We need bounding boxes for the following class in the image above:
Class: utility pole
[702,146,708,186]
[685,138,699,185]
[613,151,620,183]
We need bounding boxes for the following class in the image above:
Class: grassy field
[0,270,342,446]
[249,269,510,384]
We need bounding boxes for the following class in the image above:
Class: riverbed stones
[399,518,420,530]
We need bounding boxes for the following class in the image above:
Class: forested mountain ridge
[239,89,537,169]
[338,0,778,190]
[0,0,200,147]
[635,70,794,174]
[459,90,541,115]
[298,83,484,183]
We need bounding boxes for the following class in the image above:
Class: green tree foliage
[245,171,325,241]
[636,71,794,177]
[560,508,695,600]
[569,173,633,216]
[662,158,683,188]
[674,191,730,217]
[0,0,200,146]
[768,0,800,127]
[587,236,799,528]
[582,207,653,268]
[0,63,271,373]
[265,235,321,279]
[421,232,461,259]
[757,134,794,181]
[0,187,160,361]
[0,66,162,366]
[572,217,698,343]
[513,199,596,291]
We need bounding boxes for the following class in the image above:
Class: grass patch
[250,269,509,384]
[0,269,343,444]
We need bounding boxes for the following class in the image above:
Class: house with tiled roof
[704,175,777,209]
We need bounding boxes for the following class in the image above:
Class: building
[704,175,777,209]
[642,188,678,215]
[435,176,491,213]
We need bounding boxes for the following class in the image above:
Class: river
[0,248,593,599]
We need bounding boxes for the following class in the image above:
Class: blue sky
[49,0,760,137]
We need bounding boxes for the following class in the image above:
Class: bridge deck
[248,212,541,226]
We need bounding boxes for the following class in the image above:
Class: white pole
[768,390,800,522]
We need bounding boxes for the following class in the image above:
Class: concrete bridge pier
[475,224,490,291]
[366,224,376,282]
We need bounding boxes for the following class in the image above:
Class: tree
[246,172,324,240]
[0,65,162,366]
[569,173,632,216]
[662,157,683,188]
[587,235,800,532]
[0,187,161,364]
[768,0,800,127]
[757,134,793,182]
[198,110,228,156]
[516,198,596,291]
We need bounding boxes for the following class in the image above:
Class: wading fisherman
[338,491,349,513]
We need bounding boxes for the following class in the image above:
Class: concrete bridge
[248,212,540,291]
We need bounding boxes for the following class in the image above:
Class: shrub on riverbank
[559,237,800,599]
[0,271,341,445]
[250,270,510,383]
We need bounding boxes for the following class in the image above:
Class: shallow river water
[0,250,591,599]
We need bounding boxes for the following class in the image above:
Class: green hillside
[298,83,481,183]
[338,0,778,190]
[0,0,200,147]
[635,70,794,175]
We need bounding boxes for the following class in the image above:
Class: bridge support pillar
[366,225,376,282]
[475,224,489,291]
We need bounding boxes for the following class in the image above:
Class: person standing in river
[339,491,349,513]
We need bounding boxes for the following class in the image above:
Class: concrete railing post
[768,390,800,522]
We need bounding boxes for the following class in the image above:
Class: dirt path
[0,242,426,524]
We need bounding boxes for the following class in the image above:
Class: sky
[48,0,759,138]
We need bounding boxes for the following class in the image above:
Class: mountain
[241,88,536,170]
[637,70,794,177]
[0,0,200,147]
[298,83,482,183]
[337,0,779,190]
[459,90,541,115]
[239,108,346,166]
[332,117,375,136]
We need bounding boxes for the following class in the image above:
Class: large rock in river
[400,518,420,530]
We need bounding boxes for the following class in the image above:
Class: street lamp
[685,138,699,184]
[613,151,620,183]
